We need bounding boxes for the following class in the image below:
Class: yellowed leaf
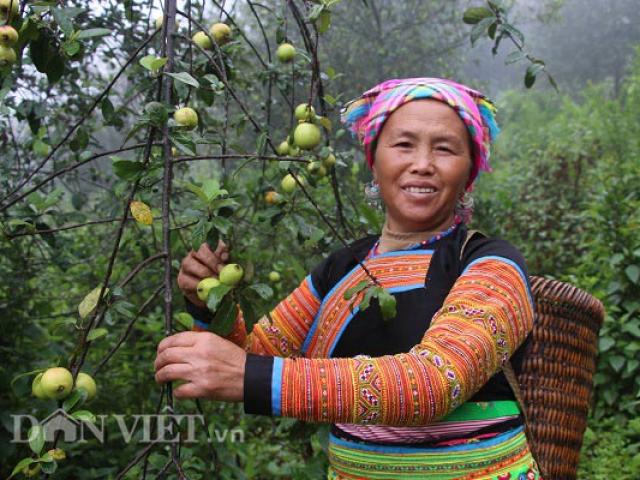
[318,116,332,132]
[130,200,153,225]
[78,287,109,319]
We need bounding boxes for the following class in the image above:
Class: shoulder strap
[460,229,545,477]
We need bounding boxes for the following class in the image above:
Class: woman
[154,78,541,479]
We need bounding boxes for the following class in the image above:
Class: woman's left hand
[154,331,246,402]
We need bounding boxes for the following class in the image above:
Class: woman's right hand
[178,240,229,309]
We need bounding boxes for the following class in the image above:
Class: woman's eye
[436,146,453,153]
[395,142,412,148]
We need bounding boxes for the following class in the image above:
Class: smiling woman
[162,77,543,479]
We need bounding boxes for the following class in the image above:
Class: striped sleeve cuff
[243,353,276,416]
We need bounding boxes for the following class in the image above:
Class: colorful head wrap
[339,77,500,191]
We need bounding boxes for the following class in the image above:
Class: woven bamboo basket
[518,276,605,480]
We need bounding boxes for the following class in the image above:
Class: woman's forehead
[382,101,468,138]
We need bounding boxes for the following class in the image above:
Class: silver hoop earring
[364,180,381,207]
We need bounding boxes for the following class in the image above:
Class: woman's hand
[177,240,229,308]
[154,331,246,402]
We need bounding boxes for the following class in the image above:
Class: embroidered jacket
[186,225,534,428]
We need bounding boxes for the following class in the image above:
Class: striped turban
[339,77,500,191]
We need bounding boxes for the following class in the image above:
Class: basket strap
[460,229,546,478]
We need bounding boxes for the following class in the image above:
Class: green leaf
[206,284,232,312]
[211,216,232,235]
[175,312,194,330]
[144,101,169,128]
[71,410,96,423]
[255,131,267,154]
[470,17,495,46]
[63,388,87,412]
[8,458,37,479]
[139,55,167,74]
[525,63,545,88]
[202,179,227,202]
[625,265,640,284]
[112,159,145,181]
[52,8,75,35]
[41,461,57,474]
[249,283,273,300]
[376,288,397,321]
[505,51,526,65]
[210,296,238,336]
[344,280,369,301]
[191,219,212,251]
[599,336,615,352]
[359,287,376,312]
[502,23,525,47]
[78,287,109,319]
[316,10,331,33]
[184,182,209,205]
[239,295,258,332]
[87,327,108,341]
[77,28,112,39]
[462,7,494,25]
[165,72,200,88]
[28,425,45,455]
[609,355,625,373]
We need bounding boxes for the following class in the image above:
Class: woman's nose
[410,150,436,174]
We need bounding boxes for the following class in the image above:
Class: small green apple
[209,22,231,45]
[276,140,290,156]
[294,103,316,122]
[0,45,16,66]
[281,173,302,193]
[219,264,244,286]
[154,14,181,30]
[197,277,220,301]
[74,372,97,401]
[47,448,66,461]
[0,25,18,46]
[192,31,212,50]
[322,153,336,168]
[264,190,282,205]
[41,367,74,400]
[268,271,281,282]
[24,464,41,478]
[31,373,48,400]
[288,145,301,157]
[276,43,296,63]
[174,107,198,129]
[0,0,19,21]
[293,122,322,150]
[307,161,321,175]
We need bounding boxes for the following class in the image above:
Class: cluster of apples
[0,0,20,67]
[190,20,232,51]
[32,367,97,402]
[196,263,244,301]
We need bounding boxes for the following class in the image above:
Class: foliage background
[1,0,639,478]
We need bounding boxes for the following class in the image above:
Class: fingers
[155,363,191,384]
[195,243,220,270]
[173,382,201,399]
[213,239,229,262]
[182,251,215,279]
[157,331,199,354]
[154,346,192,371]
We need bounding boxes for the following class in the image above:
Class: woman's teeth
[404,187,436,193]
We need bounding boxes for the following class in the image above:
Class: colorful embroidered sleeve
[243,256,534,425]
[187,275,322,357]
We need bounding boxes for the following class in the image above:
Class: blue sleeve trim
[193,319,209,330]
[271,357,284,416]
[462,255,534,309]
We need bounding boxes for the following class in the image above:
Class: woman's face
[372,99,472,233]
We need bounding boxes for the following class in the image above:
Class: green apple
[307,160,321,175]
[294,103,316,122]
[219,264,244,286]
[276,140,290,156]
[197,277,220,301]
[41,367,74,400]
[0,0,19,21]
[276,43,296,62]
[322,153,336,169]
[74,372,97,401]
[268,271,281,282]
[24,464,41,478]
[0,25,18,46]
[47,448,66,461]
[210,22,232,45]
[31,373,48,400]
[293,122,321,150]
[288,145,301,157]
[174,107,198,129]
[264,190,282,205]
[281,173,302,193]
[192,31,212,50]
[154,14,181,30]
[0,45,16,66]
